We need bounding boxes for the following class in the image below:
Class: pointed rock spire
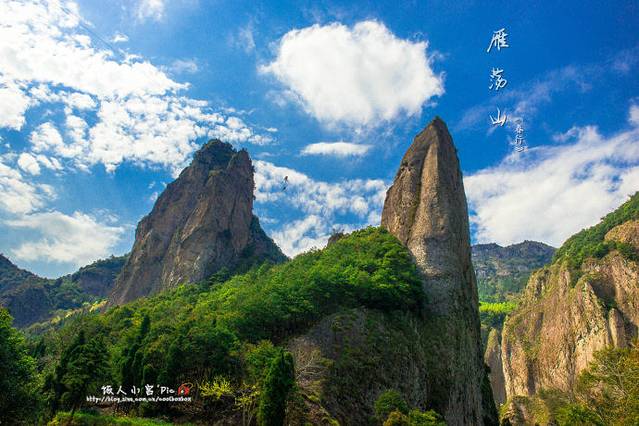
[382,118,495,425]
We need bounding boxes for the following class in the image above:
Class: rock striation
[499,214,639,423]
[381,117,495,425]
[108,140,285,306]
[484,328,506,407]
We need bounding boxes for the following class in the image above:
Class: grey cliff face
[484,328,506,407]
[381,118,494,425]
[109,140,285,306]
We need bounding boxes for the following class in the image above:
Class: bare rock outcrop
[381,117,495,425]
[109,140,285,306]
[484,328,506,408]
[501,220,639,404]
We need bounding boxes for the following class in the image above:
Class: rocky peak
[382,117,473,313]
[108,140,285,306]
[381,118,495,425]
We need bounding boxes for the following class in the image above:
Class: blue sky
[1,0,638,277]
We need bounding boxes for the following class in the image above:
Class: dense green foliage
[45,329,111,417]
[31,227,424,423]
[375,390,445,426]
[0,308,41,424]
[478,301,517,347]
[257,349,295,426]
[571,343,639,424]
[553,192,639,269]
[375,390,410,419]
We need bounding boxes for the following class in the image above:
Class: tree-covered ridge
[473,241,555,303]
[0,254,45,291]
[30,227,426,424]
[0,255,127,328]
[553,191,639,269]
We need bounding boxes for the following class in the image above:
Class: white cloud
[630,104,639,126]
[230,22,256,54]
[465,107,639,247]
[0,79,31,130]
[136,0,165,22]
[111,32,128,43]
[17,153,41,175]
[271,215,330,255]
[260,20,443,127]
[301,141,371,158]
[254,160,387,256]
[0,156,54,215]
[0,1,276,274]
[6,211,125,268]
[169,59,199,74]
[0,0,272,176]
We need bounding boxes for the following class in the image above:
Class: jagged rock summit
[382,117,495,425]
[108,140,285,306]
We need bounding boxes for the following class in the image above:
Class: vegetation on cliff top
[553,192,639,269]
[20,227,427,424]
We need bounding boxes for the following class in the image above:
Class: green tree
[407,409,446,425]
[574,345,639,425]
[375,390,409,421]
[120,314,151,390]
[0,308,41,424]
[47,328,85,416]
[257,349,295,426]
[384,410,410,426]
[382,408,445,426]
[157,334,184,388]
[47,329,110,419]
[555,403,603,426]
[60,334,110,417]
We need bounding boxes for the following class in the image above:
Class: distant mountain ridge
[0,254,126,327]
[473,241,555,303]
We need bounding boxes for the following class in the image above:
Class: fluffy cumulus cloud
[0,154,123,268]
[17,153,41,175]
[0,0,273,270]
[6,211,125,267]
[465,106,639,247]
[301,141,371,157]
[254,160,387,255]
[0,0,272,176]
[260,20,444,127]
[0,155,54,215]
